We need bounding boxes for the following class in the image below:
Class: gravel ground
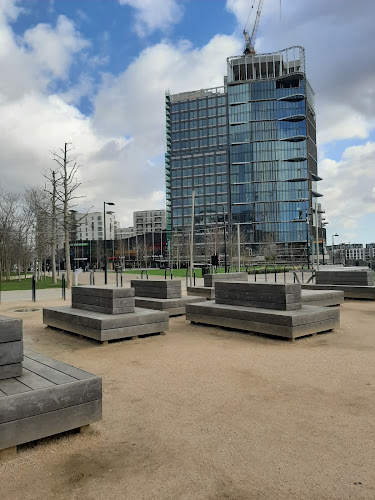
[0,295,374,500]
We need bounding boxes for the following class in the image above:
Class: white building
[133,210,166,235]
[74,212,115,241]
[115,226,134,240]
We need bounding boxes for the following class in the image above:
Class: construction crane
[243,0,265,55]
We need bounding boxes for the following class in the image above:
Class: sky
[0,0,375,245]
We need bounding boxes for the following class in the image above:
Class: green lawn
[0,277,63,291]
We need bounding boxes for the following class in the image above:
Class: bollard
[116,271,119,287]
[193,270,196,286]
[186,268,189,289]
[62,274,66,300]
[265,266,268,283]
[32,275,36,302]
[274,266,277,283]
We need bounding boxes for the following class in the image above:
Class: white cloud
[0,0,374,240]
[0,0,241,227]
[23,15,89,80]
[226,0,375,146]
[319,142,375,240]
[119,0,183,37]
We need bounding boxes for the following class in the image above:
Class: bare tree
[0,189,23,281]
[49,143,85,289]
[24,187,53,280]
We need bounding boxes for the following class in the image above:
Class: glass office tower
[165,87,229,260]
[166,46,323,262]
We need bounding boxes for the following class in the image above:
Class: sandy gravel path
[0,296,374,500]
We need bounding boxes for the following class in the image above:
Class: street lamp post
[332,233,339,265]
[305,210,310,269]
[104,201,115,285]
[223,206,227,273]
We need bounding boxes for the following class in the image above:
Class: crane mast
[243,0,265,55]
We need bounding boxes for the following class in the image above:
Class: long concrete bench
[44,306,169,342]
[302,283,375,300]
[315,270,374,286]
[0,349,102,460]
[215,282,302,311]
[186,286,215,300]
[186,282,340,341]
[187,272,249,300]
[131,280,205,316]
[190,286,344,307]
[203,272,248,288]
[301,289,344,307]
[0,316,23,380]
[44,286,169,343]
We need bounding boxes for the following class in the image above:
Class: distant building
[115,226,134,240]
[366,243,375,259]
[73,212,115,241]
[133,210,166,235]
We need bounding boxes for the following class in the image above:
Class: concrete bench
[315,270,374,286]
[186,282,340,341]
[44,306,168,342]
[134,296,206,316]
[302,283,375,300]
[186,286,215,300]
[131,280,181,299]
[72,286,135,315]
[187,273,248,300]
[0,349,102,459]
[203,272,248,288]
[215,282,302,311]
[44,285,169,343]
[0,316,23,380]
[131,280,205,316]
[301,289,344,307]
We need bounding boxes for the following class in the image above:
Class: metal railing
[164,268,173,280]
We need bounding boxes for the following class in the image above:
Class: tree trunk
[51,171,57,284]
[63,144,71,289]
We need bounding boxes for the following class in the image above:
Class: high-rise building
[165,46,323,262]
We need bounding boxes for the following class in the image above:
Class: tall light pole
[104,201,115,284]
[332,233,339,265]
[223,206,227,273]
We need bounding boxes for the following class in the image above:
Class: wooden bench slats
[24,349,94,380]
[16,368,56,390]
[22,358,77,385]
[0,378,32,396]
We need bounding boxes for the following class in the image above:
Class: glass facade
[166,87,229,238]
[166,47,322,260]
